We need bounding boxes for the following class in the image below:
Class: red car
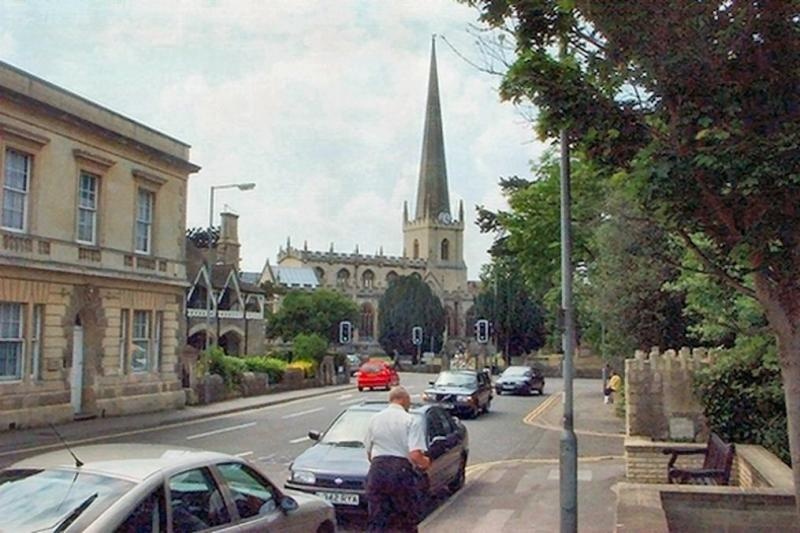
[356,360,399,391]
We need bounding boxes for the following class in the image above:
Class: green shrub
[693,335,789,464]
[244,357,287,384]
[293,333,328,363]
[206,347,247,390]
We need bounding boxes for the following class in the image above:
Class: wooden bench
[662,433,735,485]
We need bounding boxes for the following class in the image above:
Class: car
[345,354,362,376]
[494,366,546,395]
[286,401,468,519]
[421,370,493,418]
[355,360,399,391]
[0,443,337,533]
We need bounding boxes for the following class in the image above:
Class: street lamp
[205,182,257,351]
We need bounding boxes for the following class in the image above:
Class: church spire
[415,35,450,221]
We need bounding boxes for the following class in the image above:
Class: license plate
[440,402,454,409]
[317,492,360,506]
[503,385,516,389]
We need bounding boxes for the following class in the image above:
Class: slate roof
[273,266,319,289]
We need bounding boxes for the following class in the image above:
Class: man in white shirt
[364,386,430,532]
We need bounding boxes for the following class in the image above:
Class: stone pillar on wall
[625,347,713,442]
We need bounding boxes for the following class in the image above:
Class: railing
[187,309,264,320]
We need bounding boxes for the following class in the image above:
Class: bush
[693,335,789,464]
[288,360,315,379]
[244,357,287,384]
[293,333,328,364]
[206,347,248,390]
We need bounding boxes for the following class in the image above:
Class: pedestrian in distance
[364,386,431,533]
[604,369,622,404]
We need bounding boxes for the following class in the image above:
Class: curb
[0,384,354,459]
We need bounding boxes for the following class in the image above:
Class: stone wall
[625,347,713,441]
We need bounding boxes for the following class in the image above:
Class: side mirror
[308,430,321,441]
[429,381,435,386]
[280,495,299,513]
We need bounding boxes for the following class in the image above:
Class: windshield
[320,409,421,446]
[502,367,531,377]
[434,372,477,388]
[0,468,134,531]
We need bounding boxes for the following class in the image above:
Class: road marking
[340,398,364,406]
[186,422,256,441]
[281,407,324,419]
[337,393,353,400]
[0,387,351,459]
[257,453,277,462]
[547,468,593,481]
[290,436,311,444]
[522,393,562,425]
[235,451,254,458]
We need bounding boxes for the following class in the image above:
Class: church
[262,39,479,350]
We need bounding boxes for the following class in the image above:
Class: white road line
[235,451,254,458]
[281,407,324,419]
[257,453,277,462]
[337,393,354,400]
[290,436,311,444]
[340,398,365,406]
[186,422,256,441]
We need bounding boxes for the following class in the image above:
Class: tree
[472,258,546,359]
[292,333,329,364]
[267,289,358,343]
[378,275,445,361]
[463,0,800,508]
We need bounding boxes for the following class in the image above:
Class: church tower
[403,37,467,292]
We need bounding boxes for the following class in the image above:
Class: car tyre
[358,386,364,392]
[449,456,467,493]
[316,521,335,533]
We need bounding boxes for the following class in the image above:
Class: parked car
[494,366,546,396]
[0,443,336,533]
[345,354,362,376]
[286,402,468,518]
[421,370,493,418]
[355,360,399,391]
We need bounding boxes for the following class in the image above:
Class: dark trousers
[366,456,420,533]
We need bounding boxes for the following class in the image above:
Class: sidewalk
[0,382,353,462]
[421,380,626,532]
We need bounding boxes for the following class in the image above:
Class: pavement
[420,382,626,533]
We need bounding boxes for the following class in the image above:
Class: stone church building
[265,39,479,350]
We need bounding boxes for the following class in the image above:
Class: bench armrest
[662,447,707,469]
[668,467,728,484]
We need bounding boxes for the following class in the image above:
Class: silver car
[0,443,336,532]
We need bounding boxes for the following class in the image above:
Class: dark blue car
[285,402,469,518]
[422,370,494,418]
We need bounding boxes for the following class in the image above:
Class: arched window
[314,267,325,285]
[413,239,420,259]
[362,269,375,289]
[336,268,350,288]
[441,239,450,261]
[386,271,398,285]
[360,303,375,340]
[445,306,456,338]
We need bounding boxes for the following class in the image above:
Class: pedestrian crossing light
[412,326,423,346]
[475,319,489,344]
[339,321,352,344]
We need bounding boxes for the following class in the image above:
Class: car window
[426,410,449,441]
[434,371,477,388]
[168,467,230,532]
[115,486,166,533]
[216,463,277,520]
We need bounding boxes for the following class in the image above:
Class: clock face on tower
[438,212,452,224]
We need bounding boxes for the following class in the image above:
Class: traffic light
[475,319,489,344]
[411,326,423,346]
[339,321,352,344]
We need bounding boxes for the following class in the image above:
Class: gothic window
[413,239,420,259]
[441,239,450,261]
[360,303,375,340]
[362,269,375,289]
[445,306,457,338]
[336,268,350,288]
[386,271,398,285]
[314,267,325,285]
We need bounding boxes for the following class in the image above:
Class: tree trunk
[776,329,800,518]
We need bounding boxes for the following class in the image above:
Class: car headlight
[421,392,431,401]
[456,395,472,402]
[291,470,316,485]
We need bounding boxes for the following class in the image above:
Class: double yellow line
[522,392,562,425]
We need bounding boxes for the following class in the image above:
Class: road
[0,372,588,530]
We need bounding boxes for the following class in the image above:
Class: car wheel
[449,455,467,493]
[316,520,335,533]
[538,388,544,395]
[358,386,363,392]
[495,389,502,396]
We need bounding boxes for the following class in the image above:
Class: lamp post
[205,182,256,351]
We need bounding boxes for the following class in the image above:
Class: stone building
[270,39,477,350]
[0,61,199,429]
[185,211,267,356]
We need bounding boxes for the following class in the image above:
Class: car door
[214,462,312,533]
[167,467,239,532]
[477,372,491,408]
[113,485,167,533]
[426,408,459,491]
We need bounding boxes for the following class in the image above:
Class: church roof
[272,266,320,289]
[415,36,451,221]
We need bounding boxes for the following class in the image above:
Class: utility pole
[559,37,579,533]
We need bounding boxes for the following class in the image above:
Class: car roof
[8,443,235,482]
[439,369,478,375]
[346,401,432,415]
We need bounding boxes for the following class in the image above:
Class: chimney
[218,211,241,269]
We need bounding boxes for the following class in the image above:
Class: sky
[1,0,548,278]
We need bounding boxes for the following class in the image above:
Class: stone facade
[625,347,713,441]
[0,60,198,429]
